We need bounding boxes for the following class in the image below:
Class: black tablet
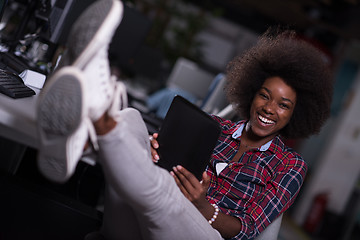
[156,95,221,180]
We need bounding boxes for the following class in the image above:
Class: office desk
[0,88,40,149]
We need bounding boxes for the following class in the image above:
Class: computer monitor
[37,0,96,46]
[1,0,75,44]
[0,0,6,20]
[39,0,75,44]
[0,0,7,32]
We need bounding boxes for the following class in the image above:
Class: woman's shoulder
[271,137,307,169]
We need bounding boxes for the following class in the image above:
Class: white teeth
[259,115,275,124]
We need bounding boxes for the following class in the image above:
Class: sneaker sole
[37,67,86,182]
[72,0,123,69]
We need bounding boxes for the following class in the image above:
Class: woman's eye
[279,103,290,109]
[259,93,268,99]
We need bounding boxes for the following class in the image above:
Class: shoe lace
[108,79,128,117]
[86,117,99,152]
[83,78,127,155]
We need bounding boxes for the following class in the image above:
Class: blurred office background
[0,0,360,239]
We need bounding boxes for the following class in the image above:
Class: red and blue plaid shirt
[206,116,307,240]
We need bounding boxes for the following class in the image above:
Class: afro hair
[225,29,333,139]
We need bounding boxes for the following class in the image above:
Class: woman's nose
[263,101,275,114]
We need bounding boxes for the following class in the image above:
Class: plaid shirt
[206,116,307,240]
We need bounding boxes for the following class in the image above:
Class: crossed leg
[93,109,223,240]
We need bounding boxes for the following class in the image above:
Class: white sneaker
[59,0,124,121]
[37,67,90,182]
[37,0,124,183]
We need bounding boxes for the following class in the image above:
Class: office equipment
[0,81,38,146]
[0,0,6,21]
[36,0,97,46]
[0,69,35,98]
[156,96,221,180]
[0,52,30,74]
[37,0,76,45]
[19,69,46,89]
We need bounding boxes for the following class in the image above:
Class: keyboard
[0,53,27,73]
[0,69,36,99]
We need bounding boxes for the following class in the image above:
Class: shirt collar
[231,121,273,152]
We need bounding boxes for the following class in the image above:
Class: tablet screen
[156,96,220,180]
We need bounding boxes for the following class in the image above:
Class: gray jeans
[97,108,223,240]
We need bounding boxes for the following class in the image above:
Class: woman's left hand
[172,166,242,238]
[171,165,210,209]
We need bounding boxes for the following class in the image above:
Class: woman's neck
[241,122,276,149]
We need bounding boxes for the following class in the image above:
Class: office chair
[166,57,215,101]
[145,57,215,120]
[255,214,283,240]
[201,73,229,115]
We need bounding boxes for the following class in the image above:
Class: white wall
[293,66,360,225]
[196,17,258,71]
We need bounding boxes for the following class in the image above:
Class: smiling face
[247,76,297,142]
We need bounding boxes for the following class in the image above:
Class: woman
[149,29,333,239]
[37,5,333,237]
[95,30,332,239]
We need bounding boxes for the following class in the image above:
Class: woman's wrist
[208,203,220,225]
[197,201,220,225]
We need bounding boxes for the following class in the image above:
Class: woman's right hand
[149,133,160,163]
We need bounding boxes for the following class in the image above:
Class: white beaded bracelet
[208,204,219,225]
